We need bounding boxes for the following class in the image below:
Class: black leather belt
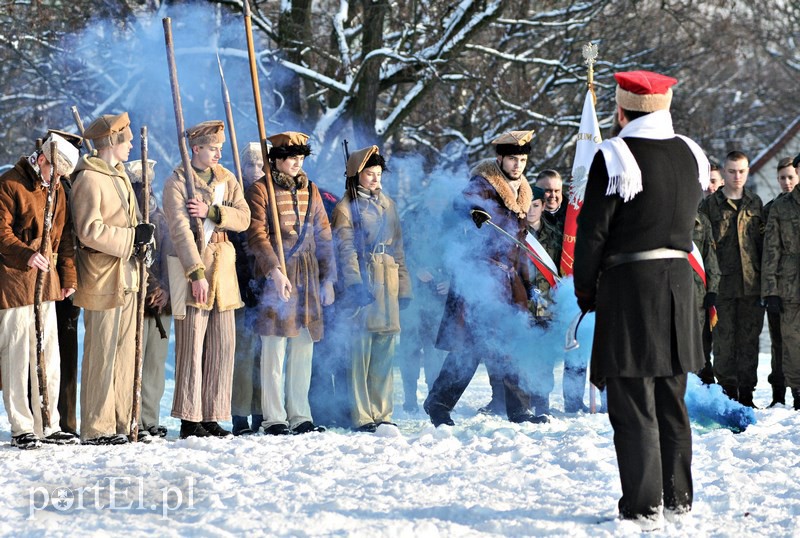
[602,248,688,270]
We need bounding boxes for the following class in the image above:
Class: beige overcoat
[70,155,139,311]
[161,163,250,312]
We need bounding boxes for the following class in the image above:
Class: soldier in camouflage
[761,157,799,406]
[698,150,765,407]
[692,212,720,384]
[761,156,800,410]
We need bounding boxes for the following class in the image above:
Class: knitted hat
[186,120,225,147]
[492,130,534,156]
[614,70,677,113]
[83,112,133,149]
[41,132,80,177]
[267,131,311,160]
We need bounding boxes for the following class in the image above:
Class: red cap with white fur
[614,70,678,113]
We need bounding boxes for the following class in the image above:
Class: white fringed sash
[598,110,710,202]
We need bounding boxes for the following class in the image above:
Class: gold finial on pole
[582,42,598,104]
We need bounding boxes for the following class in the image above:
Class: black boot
[721,385,738,402]
[425,402,455,427]
[232,416,254,436]
[738,387,757,409]
[180,420,212,439]
[201,421,232,437]
[768,385,786,408]
[792,387,800,411]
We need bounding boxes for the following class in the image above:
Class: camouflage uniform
[698,188,765,402]
[762,192,789,398]
[761,187,800,396]
[692,212,720,382]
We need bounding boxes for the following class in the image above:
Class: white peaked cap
[42,132,80,176]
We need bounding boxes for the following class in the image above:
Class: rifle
[217,53,244,192]
[342,140,370,300]
[242,0,286,276]
[33,140,57,430]
[70,106,94,153]
[130,126,150,443]
[162,17,204,256]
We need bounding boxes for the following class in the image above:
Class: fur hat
[614,70,677,113]
[123,159,157,184]
[186,120,225,147]
[346,145,383,177]
[83,112,133,149]
[268,131,311,160]
[492,130,534,156]
[41,132,80,177]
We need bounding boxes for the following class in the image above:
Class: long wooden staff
[163,17,204,255]
[243,0,286,275]
[33,142,57,430]
[217,53,244,192]
[130,127,150,443]
[70,106,94,153]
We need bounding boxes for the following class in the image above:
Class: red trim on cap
[614,70,677,95]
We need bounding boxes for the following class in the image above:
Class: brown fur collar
[470,159,532,217]
[272,167,309,190]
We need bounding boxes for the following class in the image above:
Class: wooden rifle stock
[130,126,150,442]
[243,0,286,275]
[70,106,94,153]
[217,54,244,192]
[33,142,57,429]
[163,17,204,256]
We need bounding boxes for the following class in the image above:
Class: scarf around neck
[597,109,710,202]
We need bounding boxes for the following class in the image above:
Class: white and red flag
[561,89,602,276]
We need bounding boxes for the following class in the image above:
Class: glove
[575,292,595,314]
[764,295,783,314]
[347,283,375,308]
[134,223,155,246]
[702,292,717,309]
[470,208,491,229]
[399,297,411,311]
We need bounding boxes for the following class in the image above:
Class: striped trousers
[171,305,235,422]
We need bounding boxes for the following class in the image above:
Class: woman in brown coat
[331,145,411,432]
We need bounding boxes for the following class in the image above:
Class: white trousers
[260,329,313,428]
[0,302,61,437]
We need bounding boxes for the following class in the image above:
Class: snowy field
[1,326,798,537]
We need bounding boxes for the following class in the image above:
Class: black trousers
[606,374,693,519]
[308,305,351,426]
[767,310,784,388]
[424,348,531,420]
[56,298,80,434]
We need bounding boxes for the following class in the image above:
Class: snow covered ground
[1,326,798,537]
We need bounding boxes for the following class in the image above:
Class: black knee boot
[768,385,786,407]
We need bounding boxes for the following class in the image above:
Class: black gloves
[470,208,491,229]
[703,292,717,309]
[764,295,783,314]
[347,283,375,308]
[399,297,411,311]
[576,292,595,314]
[134,223,156,246]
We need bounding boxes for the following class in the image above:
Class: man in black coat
[574,70,708,526]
